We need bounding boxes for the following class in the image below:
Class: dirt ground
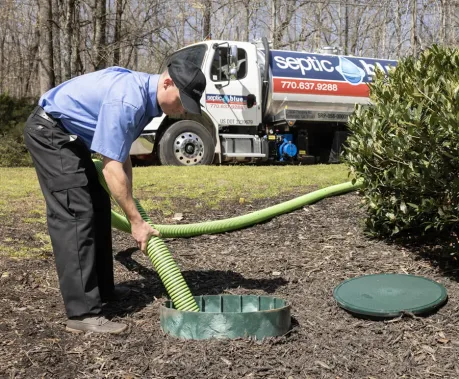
[1,191,459,379]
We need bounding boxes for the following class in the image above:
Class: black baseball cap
[168,59,206,115]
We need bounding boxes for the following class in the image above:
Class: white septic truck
[130,38,397,165]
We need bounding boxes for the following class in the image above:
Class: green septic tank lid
[333,274,447,318]
[160,295,291,340]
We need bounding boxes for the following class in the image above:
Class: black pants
[24,107,114,318]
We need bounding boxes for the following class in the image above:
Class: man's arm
[102,156,160,252]
[123,156,133,189]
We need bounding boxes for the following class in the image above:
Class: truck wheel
[158,120,215,165]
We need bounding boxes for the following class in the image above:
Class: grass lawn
[0,163,350,215]
[0,163,350,258]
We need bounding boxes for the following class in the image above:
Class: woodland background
[0,0,458,98]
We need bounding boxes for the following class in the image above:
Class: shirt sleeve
[91,101,142,162]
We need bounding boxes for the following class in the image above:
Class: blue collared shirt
[39,66,162,162]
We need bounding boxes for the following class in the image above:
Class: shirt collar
[146,74,163,118]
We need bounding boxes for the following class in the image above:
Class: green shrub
[0,133,33,167]
[0,94,36,167]
[344,45,459,237]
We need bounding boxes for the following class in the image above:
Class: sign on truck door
[205,45,261,127]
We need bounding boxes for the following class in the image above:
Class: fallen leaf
[172,213,183,221]
[414,353,426,363]
[221,357,232,366]
[421,345,435,354]
[315,360,331,370]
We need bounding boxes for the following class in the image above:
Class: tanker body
[130,38,397,165]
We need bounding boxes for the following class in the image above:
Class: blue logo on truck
[206,94,246,104]
[206,94,255,109]
[335,57,365,85]
[270,50,397,82]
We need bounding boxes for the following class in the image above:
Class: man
[24,59,206,334]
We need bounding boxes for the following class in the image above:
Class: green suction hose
[109,178,363,238]
[94,158,362,313]
[93,160,199,312]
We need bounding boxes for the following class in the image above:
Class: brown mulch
[1,192,459,379]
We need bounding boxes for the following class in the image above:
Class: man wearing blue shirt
[24,59,206,334]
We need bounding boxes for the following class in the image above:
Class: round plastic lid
[333,274,448,318]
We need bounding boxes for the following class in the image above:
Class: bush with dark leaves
[345,45,459,237]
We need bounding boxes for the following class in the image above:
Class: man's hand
[102,157,161,254]
[131,219,161,254]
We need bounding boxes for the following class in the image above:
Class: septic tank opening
[160,295,291,340]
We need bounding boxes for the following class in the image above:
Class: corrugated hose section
[93,159,199,312]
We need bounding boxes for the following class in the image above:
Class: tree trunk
[394,0,402,57]
[315,3,322,51]
[271,0,277,48]
[39,0,55,93]
[243,0,250,41]
[25,26,40,96]
[93,0,107,70]
[447,0,454,46]
[411,0,417,56]
[62,0,75,81]
[349,7,363,55]
[344,3,349,55]
[52,0,62,84]
[274,0,298,49]
[12,33,24,97]
[71,0,81,76]
[113,0,122,66]
[381,3,388,57]
[202,0,211,39]
[0,35,5,93]
[440,0,451,44]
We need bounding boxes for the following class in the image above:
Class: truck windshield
[160,45,207,72]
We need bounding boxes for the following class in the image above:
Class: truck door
[205,45,261,127]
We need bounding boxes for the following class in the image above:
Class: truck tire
[158,120,215,166]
